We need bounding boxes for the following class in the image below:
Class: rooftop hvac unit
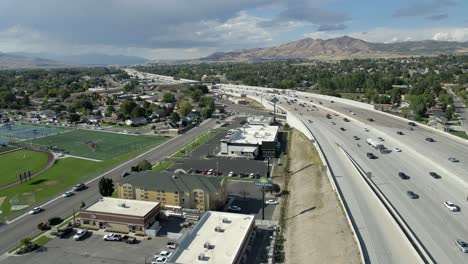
[214,226,225,232]
[204,242,215,249]
[222,218,231,224]
[120,203,126,208]
[198,253,207,261]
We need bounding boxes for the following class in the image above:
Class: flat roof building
[220,125,279,158]
[167,211,255,264]
[247,115,273,126]
[116,172,226,212]
[79,197,160,235]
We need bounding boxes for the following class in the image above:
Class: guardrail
[340,147,435,264]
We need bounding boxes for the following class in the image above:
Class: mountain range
[0,52,147,70]
[198,36,468,62]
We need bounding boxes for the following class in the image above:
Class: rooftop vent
[214,226,225,232]
[198,253,207,261]
[222,218,231,224]
[204,242,215,249]
[119,203,127,208]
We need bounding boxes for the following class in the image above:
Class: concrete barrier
[341,147,434,264]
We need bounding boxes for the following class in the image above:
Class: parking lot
[228,196,278,220]
[3,230,171,264]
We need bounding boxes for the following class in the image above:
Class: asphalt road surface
[0,119,218,255]
[220,85,468,264]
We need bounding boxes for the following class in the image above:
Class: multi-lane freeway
[0,119,217,256]
[219,84,468,263]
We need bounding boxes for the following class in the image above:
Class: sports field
[24,129,166,160]
[0,150,49,186]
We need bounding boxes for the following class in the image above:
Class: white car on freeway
[393,148,402,152]
[62,191,73,197]
[455,239,468,253]
[444,201,459,212]
[265,199,279,205]
[29,207,42,215]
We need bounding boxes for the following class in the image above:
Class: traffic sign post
[255,177,273,220]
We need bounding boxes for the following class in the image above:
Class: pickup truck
[103,233,122,241]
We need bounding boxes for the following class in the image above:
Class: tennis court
[0,124,65,144]
[23,129,166,160]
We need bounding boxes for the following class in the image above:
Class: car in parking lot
[151,256,167,264]
[166,242,177,249]
[396,131,404,135]
[393,147,402,152]
[444,201,459,212]
[406,191,419,199]
[29,207,42,215]
[367,118,374,122]
[448,157,459,162]
[73,183,86,191]
[158,251,172,258]
[398,172,410,180]
[377,137,384,141]
[73,229,87,241]
[103,233,122,241]
[343,118,350,122]
[228,205,242,212]
[455,239,468,253]
[265,199,279,205]
[429,172,441,179]
[353,136,360,140]
[340,127,346,131]
[425,137,435,142]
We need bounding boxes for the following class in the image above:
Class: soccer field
[24,129,166,160]
[0,149,50,186]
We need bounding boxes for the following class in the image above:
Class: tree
[137,159,152,171]
[199,96,215,111]
[130,106,145,118]
[446,105,455,121]
[105,105,115,117]
[98,177,114,197]
[200,107,213,119]
[120,100,137,115]
[163,92,176,103]
[170,112,180,122]
[178,100,192,117]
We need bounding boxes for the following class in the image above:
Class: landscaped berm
[23,129,166,160]
[0,149,50,186]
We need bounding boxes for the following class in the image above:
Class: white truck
[366,138,384,150]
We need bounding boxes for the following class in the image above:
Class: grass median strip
[152,161,174,172]
[171,130,219,158]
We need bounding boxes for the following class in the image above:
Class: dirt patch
[0,196,5,207]
[283,130,360,264]
[45,180,59,186]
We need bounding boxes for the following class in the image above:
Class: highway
[219,85,468,263]
[0,119,217,255]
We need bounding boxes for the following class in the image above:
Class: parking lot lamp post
[262,187,265,220]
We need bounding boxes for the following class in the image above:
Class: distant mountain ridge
[199,36,468,62]
[0,52,64,70]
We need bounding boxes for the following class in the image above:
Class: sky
[0,0,468,60]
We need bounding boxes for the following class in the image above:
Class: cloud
[317,24,347,31]
[304,27,468,43]
[393,0,456,18]
[279,6,350,25]
[426,14,449,20]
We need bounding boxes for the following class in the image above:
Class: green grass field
[25,129,166,160]
[152,161,174,172]
[0,150,49,186]
[450,131,468,140]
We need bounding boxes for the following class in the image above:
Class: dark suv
[425,137,435,142]
[398,172,410,180]
[429,172,441,179]
[407,191,419,199]
[73,183,86,191]
[396,131,404,135]
[367,153,377,159]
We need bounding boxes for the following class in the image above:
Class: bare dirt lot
[282,130,360,264]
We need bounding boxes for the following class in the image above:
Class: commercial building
[116,171,226,212]
[167,211,255,264]
[79,197,160,235]
[228,96,247,105]
[220,124,279,158]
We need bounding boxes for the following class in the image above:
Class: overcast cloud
[0,0,467,59]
